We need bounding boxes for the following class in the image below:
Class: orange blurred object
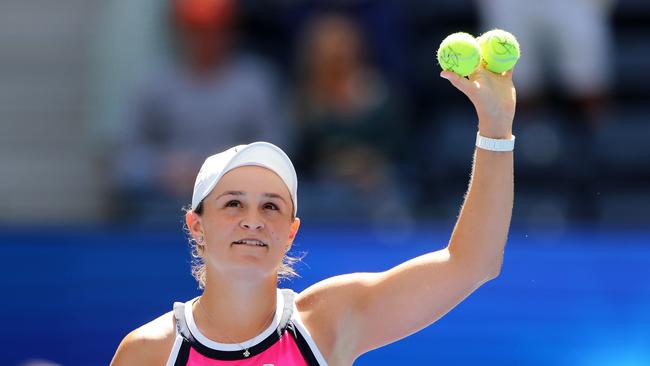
[173,0,234,29]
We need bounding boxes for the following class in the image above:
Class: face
[186,165,300,280]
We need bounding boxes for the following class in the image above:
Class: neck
[193,273,278,343]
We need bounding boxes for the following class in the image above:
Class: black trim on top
[183,322,289,360]
[171,289,323,364]
[286,321,322,366]
[174,339,191,366]
[178,320,323,365]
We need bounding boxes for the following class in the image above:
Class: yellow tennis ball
[436,32,481,77]
[478,29,520,73]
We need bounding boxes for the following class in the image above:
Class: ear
[286,217,301,250]
[185,210,204,239]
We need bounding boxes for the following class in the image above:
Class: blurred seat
[515,110,571,178]
[514,187,572,228]
[419,106,477,180]
[613,0,650,99]
[596,185,650,225]
[613,30,650,97]
[592,105,650,177]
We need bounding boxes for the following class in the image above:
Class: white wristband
[475,132,515,152]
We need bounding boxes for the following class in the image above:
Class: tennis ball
[478,29,520,73]
[436,32,481,77]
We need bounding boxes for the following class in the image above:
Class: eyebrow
[217,190,287,204]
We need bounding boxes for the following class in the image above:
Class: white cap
[191,142,298,216]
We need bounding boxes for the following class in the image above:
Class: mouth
[232,239,268,247]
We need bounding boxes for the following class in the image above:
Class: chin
[221,261,278,280]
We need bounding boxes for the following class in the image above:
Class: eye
[263,202,279,211]
[225,200,242,208]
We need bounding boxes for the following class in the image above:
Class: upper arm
[110,312,176,366]
[300,247,498,360]
[110,331,152,366]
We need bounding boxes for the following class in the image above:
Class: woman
[110,64,517,365]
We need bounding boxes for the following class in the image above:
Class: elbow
[466,257,503,287]
[484,254,504,281]
[475,264,500,287]
[448,247,504,283]
[485,264,501,281]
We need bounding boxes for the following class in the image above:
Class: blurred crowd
[98,0,647,226]
[3,0,648,227]
[104,0,416,225]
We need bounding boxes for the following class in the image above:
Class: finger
[468,66,487,82]
[440,71,474,95]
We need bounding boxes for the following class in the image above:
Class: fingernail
[440,72,449,80]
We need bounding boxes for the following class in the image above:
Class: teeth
[234,239,266,246]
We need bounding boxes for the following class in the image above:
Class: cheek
[268,221,293,245]
[203,218,237,250]
[206,213,237,233]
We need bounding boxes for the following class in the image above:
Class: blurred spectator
[111,0,292,224]
[292,13,414,221]
[475,0,615,119]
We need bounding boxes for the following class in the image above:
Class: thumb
[440,71,474,97]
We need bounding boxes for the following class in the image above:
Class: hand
[440,66,516,139]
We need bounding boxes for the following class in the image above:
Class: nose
[240,212,264,230]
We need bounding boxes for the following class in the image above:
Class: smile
[232,239,267,247]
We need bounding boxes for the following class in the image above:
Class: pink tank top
[165,288,328,366]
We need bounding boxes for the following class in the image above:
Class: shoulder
[293,274,377,364]
[295,273,376,317]
[110,310,176,366]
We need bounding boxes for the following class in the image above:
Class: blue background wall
[1,224,648,366]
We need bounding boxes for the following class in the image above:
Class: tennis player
[110,65,516,366]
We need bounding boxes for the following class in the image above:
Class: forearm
[447,131,514,278]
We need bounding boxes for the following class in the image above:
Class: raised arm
[296,66,516,363]
[442,66,515,278]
